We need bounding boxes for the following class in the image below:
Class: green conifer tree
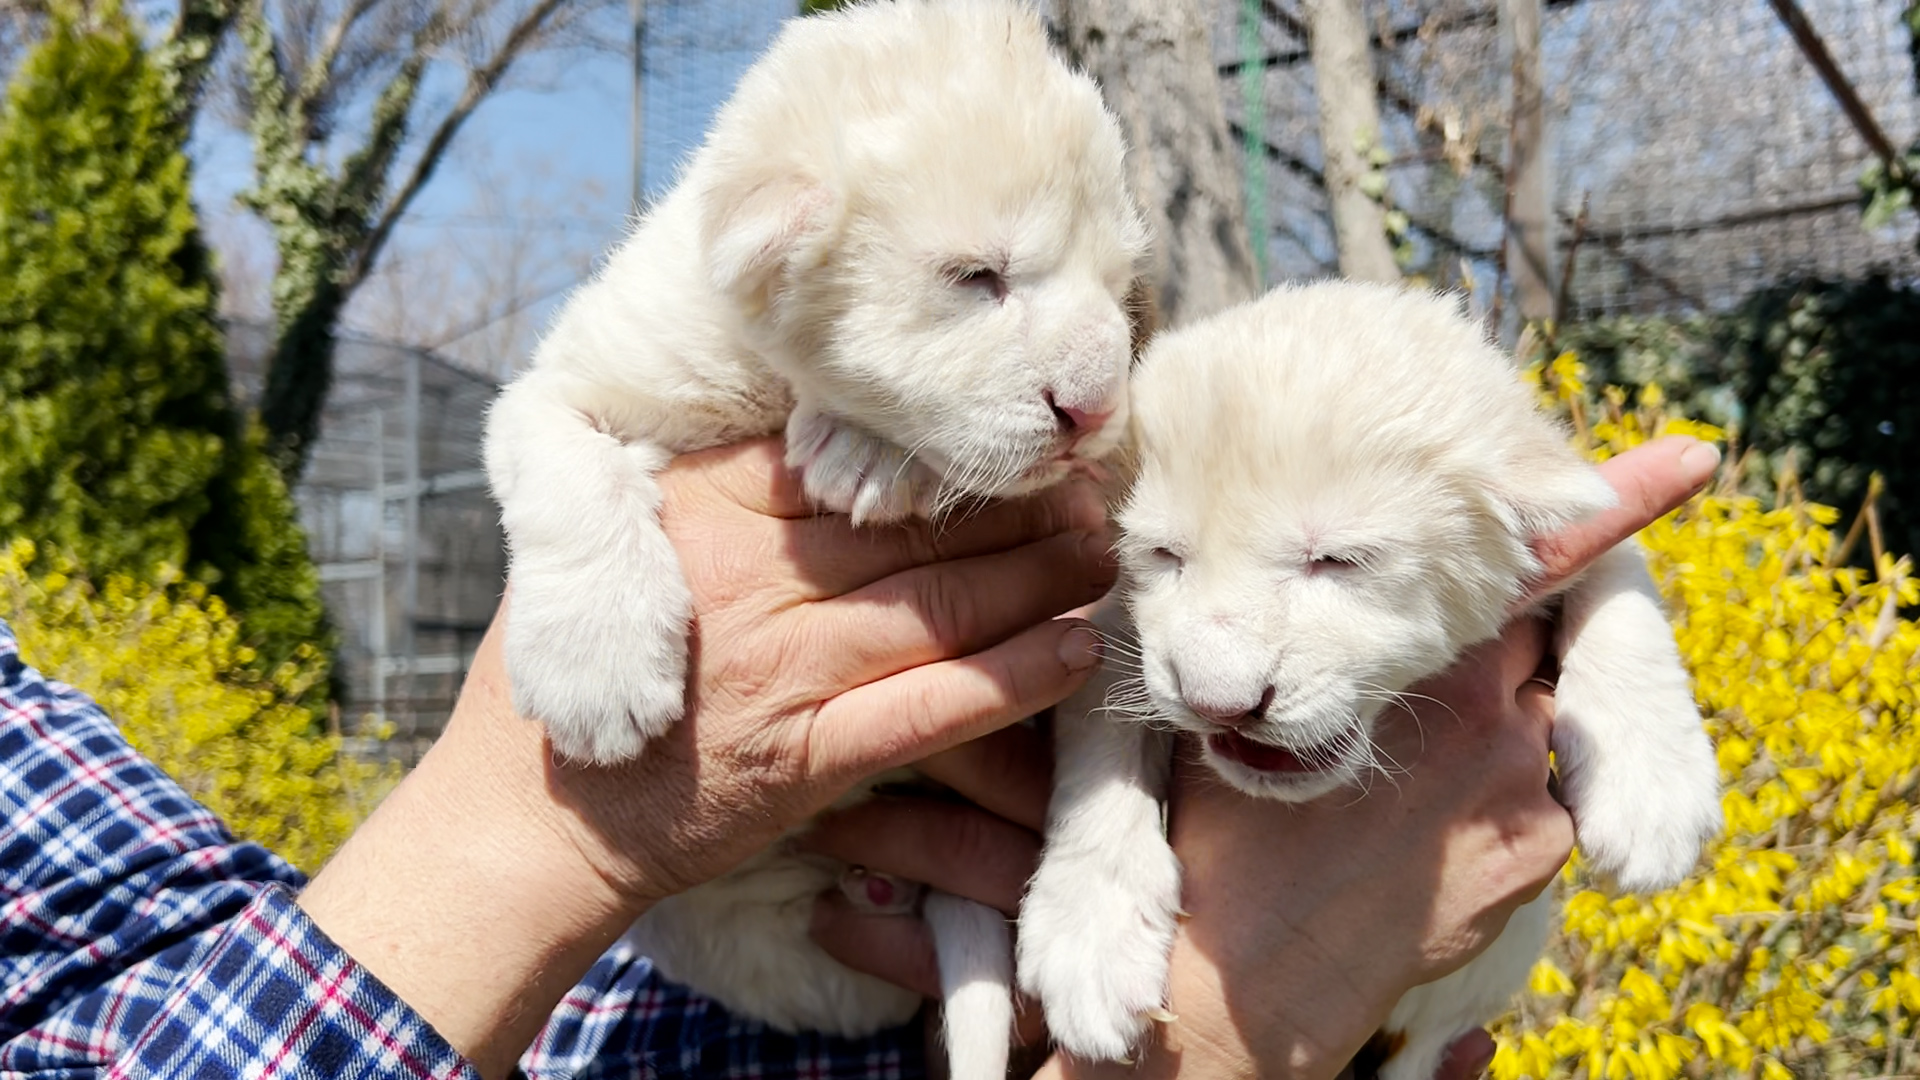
[0,5,328,676]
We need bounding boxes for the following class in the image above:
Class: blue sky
[188,0,796,371]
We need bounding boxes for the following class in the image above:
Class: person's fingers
[1433,1029,1497,1080]
[1012,995,1047,1050]
[798,796,1041,913]
[810,617,1101,783]
[1383,617,1552,759]
[818,531,1115,689]
[809,892,942,998]
[913,723,1053,832]
[764,484,1113,599]
[657,436,1111,599]
[781,481,1110,598]
[1524,436,1719,604]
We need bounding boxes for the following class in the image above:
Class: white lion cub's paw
[1553,662,1723,893]
[1018,834,1182,1062]
[505,540,694,765]
[1561,732,1723,893]
[786,408,938,526]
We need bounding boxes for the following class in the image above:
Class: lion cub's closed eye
[1019,281,1723,1080]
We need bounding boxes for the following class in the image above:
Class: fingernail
[1439,1029,1498,1080]
[838,866,923,914]
[1679,440,1721,490]
[1058,623,1103,671]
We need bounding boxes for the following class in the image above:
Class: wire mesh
[637,0,797,198]
[1221,0,1920,319]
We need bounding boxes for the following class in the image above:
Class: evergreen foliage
[1562,275,1920,565]
[0,6,329,677]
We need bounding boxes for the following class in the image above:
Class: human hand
[541,437,1116,905]
[297,438,1117,1077]
[1040,434,1720,1080]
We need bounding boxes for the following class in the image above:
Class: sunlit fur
[1021,282,1722,1076]
[484,0,1145,762]
[483,3,1145,1077]
[1119,282,1617,799]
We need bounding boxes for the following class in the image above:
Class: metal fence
[228,323,504,756]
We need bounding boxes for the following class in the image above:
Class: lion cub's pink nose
[1045,389,1115,436]
[1185,685,1275,729]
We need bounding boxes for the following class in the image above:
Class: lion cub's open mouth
[1205,731,1328,775]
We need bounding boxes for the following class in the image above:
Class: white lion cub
[483,3,1145,1079]
[1018,282,1723,1080]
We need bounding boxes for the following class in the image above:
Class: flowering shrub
[2,540,393,872]
[1492,356,1920,1080]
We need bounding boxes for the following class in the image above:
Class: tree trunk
[1501,0,1555,322]
[258,263,348,478]
[1054,0,1260,329]
[1300,0,1400,283]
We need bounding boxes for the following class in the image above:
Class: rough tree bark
[1054,0,1261,329]
[1300,0,1400,283]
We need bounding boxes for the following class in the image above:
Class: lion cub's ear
[699,166,839,303]
[1485,427,1620,543]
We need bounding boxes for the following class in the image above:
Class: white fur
[1017,615,1181,1062]
[926,892,1017,1080]
[485,3,1146,1076]
[1020,281,1723,1074]
[627,838,925,1035]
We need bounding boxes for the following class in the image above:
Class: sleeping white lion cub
[1018,282,1723,1080]
[483,3,1145,1079]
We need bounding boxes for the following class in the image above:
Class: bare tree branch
[226,0,610,477]
[353,0,570,283]
[295,0,387,113]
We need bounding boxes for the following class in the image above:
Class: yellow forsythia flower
[1492,358,1919,1079]
[2,541,395,872]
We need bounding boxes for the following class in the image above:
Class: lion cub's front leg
[1553,539,1722,891]
[485,370,694,764]
[1020,660,1181,1063]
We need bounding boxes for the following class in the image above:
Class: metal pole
[369,410,388,722]
[401,350,421,734]
[1239,0,1268,286]
[630,0,648,210]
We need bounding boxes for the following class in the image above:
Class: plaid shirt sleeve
[0,616,925,1080]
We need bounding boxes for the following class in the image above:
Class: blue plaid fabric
[0,617,923,1079]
